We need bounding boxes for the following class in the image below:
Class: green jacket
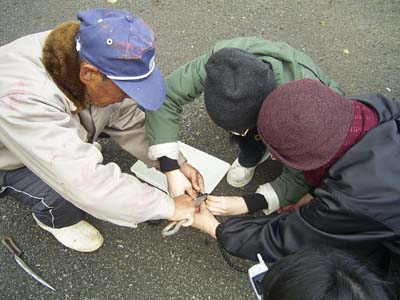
[146,36,343,146]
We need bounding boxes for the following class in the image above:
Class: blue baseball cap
[76,9,166,111]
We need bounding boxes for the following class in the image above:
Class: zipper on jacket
[88,104,97,143]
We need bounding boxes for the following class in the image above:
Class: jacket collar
[42,21,90,112]
[351,93,400,124]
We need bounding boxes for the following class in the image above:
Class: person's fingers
[278,207,286,213]
[199,201,208,212]
[168,189,180,198]
[206,197,228,209]
[185,187,198,198]
[169,186,188,198]
[278,205,296,213]
[206,203,227,215]
[197,173,205,193]
[166,170,193,198]
[205,199,222,210]
[182,206,195,226]
[207,208,226,216]
[205,195,223,203]
[190,172,200,192]
[181,217,193,227]
[194,195,205,213]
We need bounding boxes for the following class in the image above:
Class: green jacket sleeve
[146,37,344,146]
[145,37,274,146]
[145,51,209,146]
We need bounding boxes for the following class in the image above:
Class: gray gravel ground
[0,0,399,299]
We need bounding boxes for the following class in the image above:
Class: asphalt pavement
[0,0,399,299]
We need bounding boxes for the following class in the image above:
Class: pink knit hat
[257,79,354,171]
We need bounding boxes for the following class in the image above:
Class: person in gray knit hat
[204,48,275,197]
[145,37,343,217]
[204,48,276,133]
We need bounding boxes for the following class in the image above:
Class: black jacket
[217,93,400,280]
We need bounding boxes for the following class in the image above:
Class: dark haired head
[262,247,391,300]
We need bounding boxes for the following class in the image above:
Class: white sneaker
[227,152,271,187]
[32,214,104,252]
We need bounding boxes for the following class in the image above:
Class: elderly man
[0,8,195,252]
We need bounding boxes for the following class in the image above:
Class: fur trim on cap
[42,21,90,112]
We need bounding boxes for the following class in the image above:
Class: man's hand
[206,195,248,216]
[180,162,205,194]
[165,169,196,198]
[170,194,195,226]
[192,202,220,239]
[165,163,204,198]
[278,193,314,214]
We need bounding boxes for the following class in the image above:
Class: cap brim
[112,66,166,111]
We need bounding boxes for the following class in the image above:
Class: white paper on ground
[130,142,231,194]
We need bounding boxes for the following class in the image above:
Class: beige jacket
[0,30,174,227]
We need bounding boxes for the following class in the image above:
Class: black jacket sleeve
[217,94,400,265]
[216,189,393,263]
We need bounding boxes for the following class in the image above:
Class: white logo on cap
[107,55,156,81]
[76,37,81,52]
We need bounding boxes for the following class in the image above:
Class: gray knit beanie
[204,48,276,132]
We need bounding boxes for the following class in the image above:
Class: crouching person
[0,9,197,252]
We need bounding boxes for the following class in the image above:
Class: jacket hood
[352,93,400,124]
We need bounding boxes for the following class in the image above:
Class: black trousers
[0,167,84,228]
[236,127,266,167]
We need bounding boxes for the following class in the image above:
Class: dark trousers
[236,128,266,167]
[235,128,312,206]
[0,167,84,228]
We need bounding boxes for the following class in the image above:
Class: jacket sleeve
[145,37,276,159]
[217,188,393,263]
[102,99,158,168]
[145,52,209,148]
[304,63,344,96]
[0,94,174,227]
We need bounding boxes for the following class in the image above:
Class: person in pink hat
[192,79,400,296]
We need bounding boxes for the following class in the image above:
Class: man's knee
[0,167,84,228]
[32,193,84,228]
